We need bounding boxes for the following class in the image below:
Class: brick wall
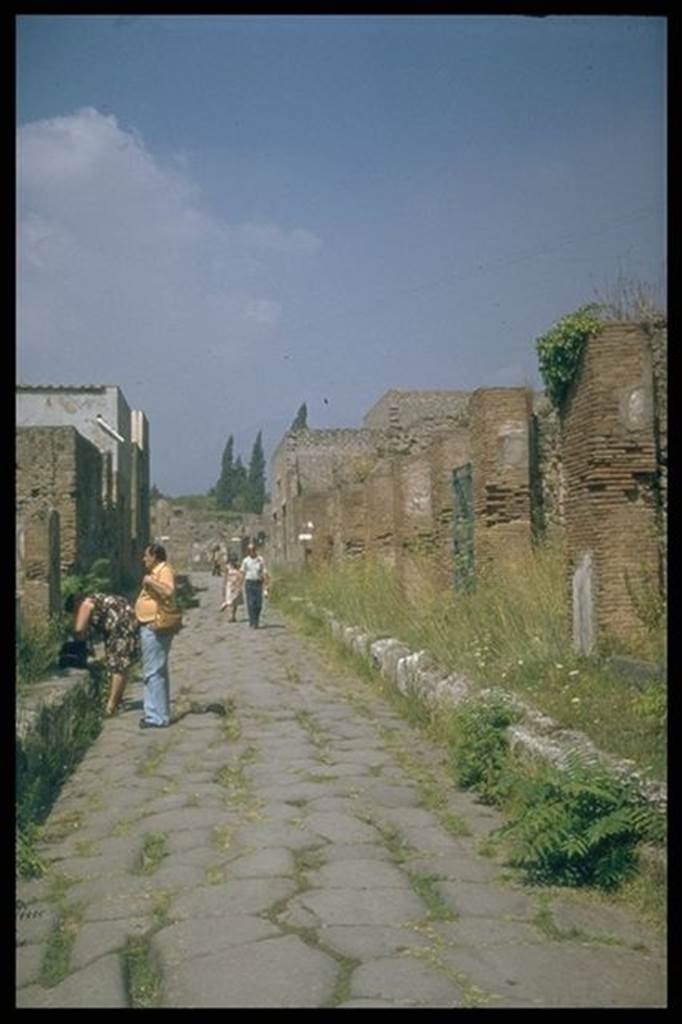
[561,323,660,648]
[470,388,533,570]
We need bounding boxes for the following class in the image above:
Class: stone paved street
[16,573,666,1008]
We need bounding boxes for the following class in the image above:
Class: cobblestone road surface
[16,573,666,1008]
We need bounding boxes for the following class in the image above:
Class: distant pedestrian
[210,545,223,577]
[135,543,178,729]
[65,591,140,716]
[221,554,244,622]
[241,542,270,629]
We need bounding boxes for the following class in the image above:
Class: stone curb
[316,606,667,822]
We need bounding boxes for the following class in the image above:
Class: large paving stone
[303,813,379,843]
[376,807,447,832]
[440,942,666,1007]
[308,859,411,890]
[549,896,665,953]
[16,905,58,946]
[227,847,296,878]
[65,872,150,906]
[70,917,149,970]
[15,953,128,1008]
[152,914,280,965]
[337,999,402,1007]
[350,957,464,1006]
[164,827,216,854]
[234,822,327,852]
[82,890,160,923]
[138,807,232,832]
[433,918,545,948]
[300,888,426,927]
[321,925,433,960]
[162,934,338,1007]
[405,851,502,884]
[172,877,296,919]
[15,944,44,988]
[435,881,536,919]
[363,783,423,808]
[321,843,392,864]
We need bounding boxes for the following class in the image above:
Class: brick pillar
[470,388,533,573]
[561,323,661,650]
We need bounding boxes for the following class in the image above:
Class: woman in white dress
[221,554,244,622]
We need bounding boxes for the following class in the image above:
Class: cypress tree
[290,402,308,431]
[246,430,266,513]
[215,435,234,508]
[232,454,248,510]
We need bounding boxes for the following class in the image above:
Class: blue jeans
[244,580,264,627]
[140,624,173,725]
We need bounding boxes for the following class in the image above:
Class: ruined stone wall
[21,509,61,627]
[531,395,565,540]
[469,388,533,572]
[649,323,667,598]
[16,427,111,581]
[363,389,470,431]
[365,458,399,571]
[561,323,660,650]
[270,428,386,564]
[427,428,472,586]
[150,500,269,572]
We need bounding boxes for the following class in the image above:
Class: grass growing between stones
[212,825,233,852]
[124,934,162,1008]
[136,737,175,777]
[135,833,168,876]
[40,905,82,987]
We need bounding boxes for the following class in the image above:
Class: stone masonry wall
[561,323,660,648]
[150,500,269,572]
[363,389,470,431]
[16,427,110,581]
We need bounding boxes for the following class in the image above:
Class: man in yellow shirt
[135,543,177,728]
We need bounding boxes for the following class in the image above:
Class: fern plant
[497,752,665,888]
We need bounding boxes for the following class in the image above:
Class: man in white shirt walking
[241,542,270,629]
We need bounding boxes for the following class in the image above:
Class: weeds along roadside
[271,544,666,780]
[270,550,666,924]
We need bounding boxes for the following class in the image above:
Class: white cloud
[16,107,323,492]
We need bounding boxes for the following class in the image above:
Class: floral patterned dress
[87,593,141,673]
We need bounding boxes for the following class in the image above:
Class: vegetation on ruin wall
[535,304,604,407]
[16,662,106,878]
[272,544,666,781]
[536,278,666,409]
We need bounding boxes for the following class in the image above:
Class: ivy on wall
[535,304,604,408]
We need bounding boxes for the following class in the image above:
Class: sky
[16,14,666,496]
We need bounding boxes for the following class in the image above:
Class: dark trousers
[245,580,264,627]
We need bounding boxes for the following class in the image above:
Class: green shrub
[62,557,113,601]
[536,304,604,407]
[497,752,665,889]
[16,823,46,879]
[445,698,520,803]
[16,617,67,689]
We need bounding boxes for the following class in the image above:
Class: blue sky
[17,14,666,495]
